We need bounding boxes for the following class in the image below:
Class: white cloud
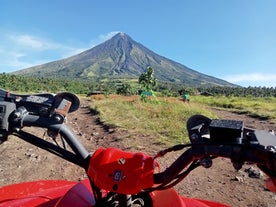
[0,49,45,71]
[0,31,89,72]
[89,31,120,47]
[60,47,88,58]
[0,31,122,73]
[222,73,276,87]
[7,34,59,50]
[60,31,121,58]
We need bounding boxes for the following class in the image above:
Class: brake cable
[147,142,228,192]
[145,160,201,192]
[153,143,192,159]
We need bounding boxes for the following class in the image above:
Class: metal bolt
[191,133,198,141]
[200,157,212,168]
[233,162,243,171]
[266,145,276,153]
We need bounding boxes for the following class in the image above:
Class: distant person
[183,94,190,103]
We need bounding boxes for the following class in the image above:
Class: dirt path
[0,99,276,206]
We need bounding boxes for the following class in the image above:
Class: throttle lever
[54,99,72,122]
[252,130,276,150]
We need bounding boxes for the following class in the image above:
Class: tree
[116,83,135,95]
[138,66,159,102]
[138,66,157,90]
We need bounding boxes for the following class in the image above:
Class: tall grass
[89,95,276,145]
[192,96,276,122]
[89,95,215,144]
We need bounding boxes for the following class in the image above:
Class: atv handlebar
[12,112,91,169]
[22,114,90,161]
[154,114,276,186]
[153,139,274,184]
[1,89,276,194]
[0,89,90,169]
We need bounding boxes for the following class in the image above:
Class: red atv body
[0,179,229,207]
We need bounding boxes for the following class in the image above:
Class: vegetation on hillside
[0,73,93,94]
[0,73,274,145]
[197,86,276,97]
[13,33,233,87]
[1,73,275,97]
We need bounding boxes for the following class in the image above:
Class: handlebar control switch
[187,114,212,144]
[209,119,244,143]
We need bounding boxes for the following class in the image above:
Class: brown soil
[0,99,276,207]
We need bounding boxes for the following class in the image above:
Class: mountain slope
[13,32,234,86]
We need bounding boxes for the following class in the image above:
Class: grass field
[89,95,215,144]
[192,96,276,122]
[89,94,276,144]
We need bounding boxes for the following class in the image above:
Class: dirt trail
[0,99,276,207]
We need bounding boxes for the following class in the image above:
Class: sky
[0,0,276,87]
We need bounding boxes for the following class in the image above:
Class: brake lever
[52,92,80,114]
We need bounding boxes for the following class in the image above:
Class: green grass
[89,95,215,144]
[192,96,276,122]
[89,94,276,145]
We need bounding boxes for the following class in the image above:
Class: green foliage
[116,83,136,95]
[0,73,91,94]
[156,84,276,98]
[138,66,157,90]
[138,66,159,102]
[197,86,276,97]
[0,73,275,98]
